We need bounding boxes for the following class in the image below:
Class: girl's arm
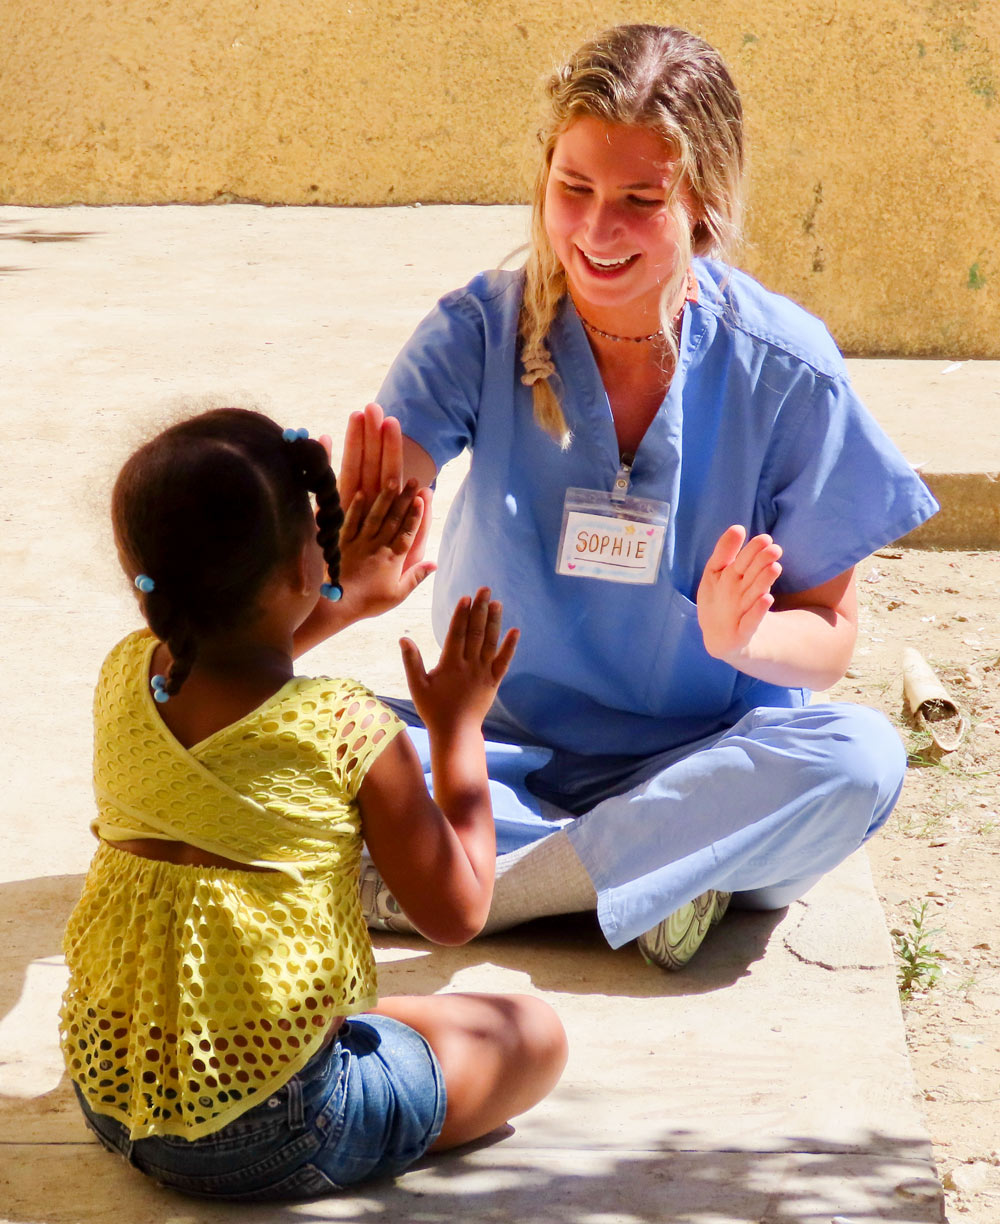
[697,525,858,691]
[357,588,518,945]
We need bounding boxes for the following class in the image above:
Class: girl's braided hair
[112,408,343,697]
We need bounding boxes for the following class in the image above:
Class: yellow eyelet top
[59,630,403,1140]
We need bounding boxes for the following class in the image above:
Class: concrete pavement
[1,204,982,1222]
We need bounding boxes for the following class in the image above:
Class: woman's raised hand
[697,525,783,663]
[337,402,400,508]
[400,588,519,734]
[334,403,432,572]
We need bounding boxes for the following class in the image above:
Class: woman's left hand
[696,525,783,663]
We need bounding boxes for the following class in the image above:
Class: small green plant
[893,901,945,998]
[896,807,945,840]
[955,973,977,996]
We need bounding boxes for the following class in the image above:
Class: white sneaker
[359,858,413,933]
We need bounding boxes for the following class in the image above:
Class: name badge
[556,487,669,585]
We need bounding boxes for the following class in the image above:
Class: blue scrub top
[378,261,938,757]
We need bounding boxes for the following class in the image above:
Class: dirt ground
[829,548,1000,1223]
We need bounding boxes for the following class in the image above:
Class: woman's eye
[628,195,661,208]
[559,181,589,195]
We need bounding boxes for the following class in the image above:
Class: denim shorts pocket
[75,1096,135,1163]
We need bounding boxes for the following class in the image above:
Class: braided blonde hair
[520,24,746,446]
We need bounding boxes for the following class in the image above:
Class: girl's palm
[401,588,519,732]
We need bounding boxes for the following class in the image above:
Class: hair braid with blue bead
[281,429,345,603]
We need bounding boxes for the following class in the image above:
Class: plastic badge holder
[556,486,670,585]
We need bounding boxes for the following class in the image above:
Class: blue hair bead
[134,574,155,593]
[282,427,310,442]
[153,688,171,704]
[151,674,168,691]
[320,582,343,602]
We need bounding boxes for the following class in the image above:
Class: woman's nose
[584,199,623,245]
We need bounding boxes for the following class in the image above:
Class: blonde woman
[341,25,937,969]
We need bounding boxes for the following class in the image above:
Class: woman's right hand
[335,402,433,572]
[338,402,400,507]
[400,588,519,734]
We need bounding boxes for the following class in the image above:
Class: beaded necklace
[575,267,696,344]
[579,317,663,344]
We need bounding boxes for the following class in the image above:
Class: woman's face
[543,116,693,331]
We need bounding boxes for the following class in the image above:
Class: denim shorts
[73,1014,447,1201]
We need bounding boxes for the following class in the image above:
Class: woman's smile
[577,249,641,276]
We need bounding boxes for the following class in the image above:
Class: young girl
[344,24,939,969]
[59,408,566,1199]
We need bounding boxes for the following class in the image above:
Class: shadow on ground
[0,224,97,243]
[0,874,786,1024]
[0,220,98,276]
[0,1126,944,1224]
[373,906,785,998]
[0,877,940,1223]
[0,874,83,1019]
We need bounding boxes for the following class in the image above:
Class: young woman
[343,24,938,969]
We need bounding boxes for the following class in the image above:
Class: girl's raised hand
[337,479,436,619]
[697,525,783,663]
[400,588,519,734]
[293,479,436,655]
[360,589,516,944]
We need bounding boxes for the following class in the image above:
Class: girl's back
[63,628,396,1137]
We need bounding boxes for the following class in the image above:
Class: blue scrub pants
[384,700,905,950]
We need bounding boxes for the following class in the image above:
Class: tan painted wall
[2,1,998,355]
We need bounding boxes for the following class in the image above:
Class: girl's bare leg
[373,992,567,1150]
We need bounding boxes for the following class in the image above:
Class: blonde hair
[520,24,746,446]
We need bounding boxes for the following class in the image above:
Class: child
[344,24,939,969]
[59,407,566,1199]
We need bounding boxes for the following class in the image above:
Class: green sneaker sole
[636,889,732,971]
